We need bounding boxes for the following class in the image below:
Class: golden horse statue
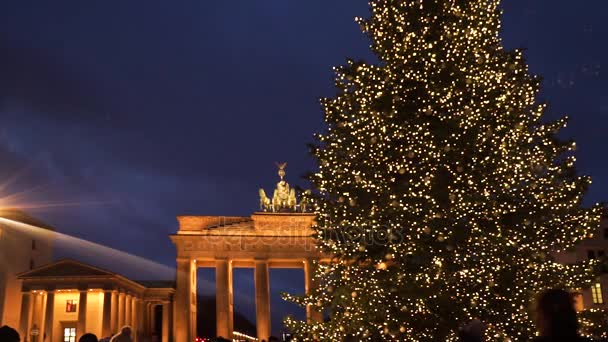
[259,189,272,211]
[258,162,309,212]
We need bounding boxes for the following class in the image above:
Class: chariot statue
[258,162,310,212]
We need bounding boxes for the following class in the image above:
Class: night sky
[1,0,607,336]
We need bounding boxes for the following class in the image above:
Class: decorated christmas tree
[284,0,604,340]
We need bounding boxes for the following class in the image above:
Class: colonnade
[144,300,172,342]
[18,289,168,342]
[174,257,322,342]
[171,211,321,342]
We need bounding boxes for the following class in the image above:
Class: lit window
[63,327,76,342]
[572,292,584,311]
[66,300,78,312]
[592,283,604,304]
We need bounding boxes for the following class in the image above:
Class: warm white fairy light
[283,0,603,341]
[232,331,258,341]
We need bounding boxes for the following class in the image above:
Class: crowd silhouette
[0,289,603,341]
[0,325,134,342]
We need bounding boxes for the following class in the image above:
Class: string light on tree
[283,0,603,341]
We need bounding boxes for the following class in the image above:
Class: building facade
[555,215,608,311]
[17,259,174,342]
[0,209,54,329]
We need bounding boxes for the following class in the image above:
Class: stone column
[254,259,271,342]
[146,303,151,334]
[38,293,48,342]
[169,301,174,342]
[125,295,132,326]
[190,261,197,342]
[143,303,150,335]
[118,292,126,328]
[110,290,118,334]
[131,298,138,340]
[162,302,170,342]
[150,304,157,335]
[102,291,113,337]
[77,291,88,340]
[19,292,32,340]
[304,259,323,322]
[137,300,145,341]
[215,259,234,339]
[0,271,5,326]
[31,292,45,342]
[174,258,195,342]
[44,291,54,342]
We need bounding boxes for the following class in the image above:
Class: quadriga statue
[258,162,310,213]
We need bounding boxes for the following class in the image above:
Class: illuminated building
[0,209,54,330]
[556,215,608,310]
[16,259,174,342]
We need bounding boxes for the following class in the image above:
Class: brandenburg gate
[170,164,323,342]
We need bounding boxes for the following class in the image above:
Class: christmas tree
[284,0,604,340]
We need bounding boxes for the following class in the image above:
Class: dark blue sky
[1,0,607,335]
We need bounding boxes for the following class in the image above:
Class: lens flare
[0,163,113,213]
[0,190,112,212]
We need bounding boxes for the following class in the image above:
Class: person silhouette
[79,333,98,342]
[110,326,132,342]
[0,326,20,342]
[533,289,592,341]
